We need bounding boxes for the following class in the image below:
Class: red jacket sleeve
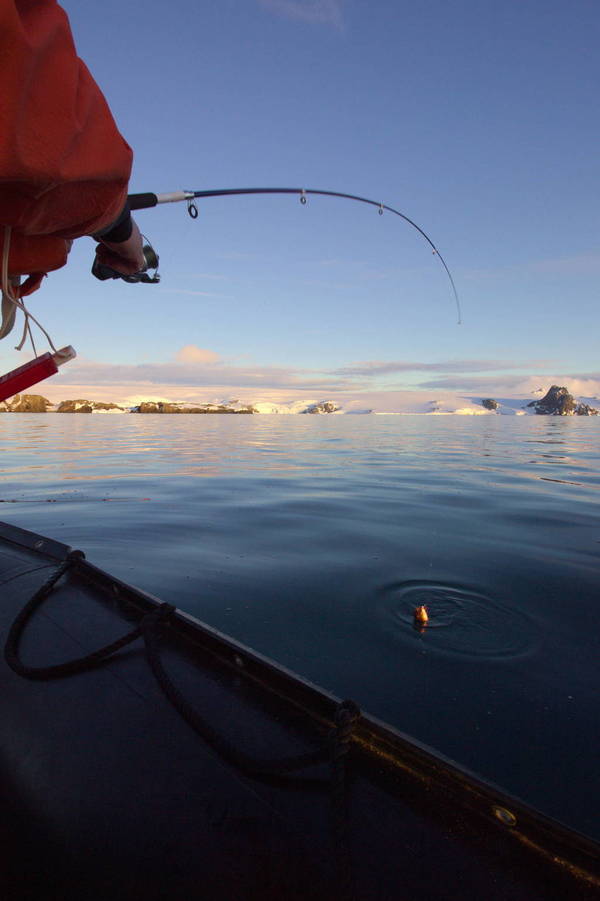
[0,0,133,276]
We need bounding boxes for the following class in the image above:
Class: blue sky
[6,0,600,407]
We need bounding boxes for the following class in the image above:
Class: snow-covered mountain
[2,387,598,415]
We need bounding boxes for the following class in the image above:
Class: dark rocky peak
[481,398,498,411]
[526,386,598,416]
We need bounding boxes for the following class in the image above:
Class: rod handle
[128,193,159,210]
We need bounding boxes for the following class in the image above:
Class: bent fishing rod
[1,187,461,401]
[93,186,462,325]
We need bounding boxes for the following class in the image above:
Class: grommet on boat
[493,806,517,827]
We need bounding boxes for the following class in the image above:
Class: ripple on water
[379,581,537,660]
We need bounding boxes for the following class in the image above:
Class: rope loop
[5,555,362,800]
[141,610,334,779]
[4,551,144,680]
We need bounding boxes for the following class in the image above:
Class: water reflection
[1,413,599,840]
[1,414,600,493]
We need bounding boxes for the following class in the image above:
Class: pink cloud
[175,345,220,364]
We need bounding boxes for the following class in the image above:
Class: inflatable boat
[1,520,598,900]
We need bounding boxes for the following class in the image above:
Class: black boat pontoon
[0,521,598,900]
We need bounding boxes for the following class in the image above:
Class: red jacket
[0,0,132,291]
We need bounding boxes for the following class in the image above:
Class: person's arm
[0,0,140,279]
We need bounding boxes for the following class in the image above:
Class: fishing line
[127,187,462,324]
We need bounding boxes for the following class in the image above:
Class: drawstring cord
[2,225,58,354]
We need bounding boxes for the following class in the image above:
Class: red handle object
[0,346,76,402]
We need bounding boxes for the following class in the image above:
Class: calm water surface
[1,414,599,838]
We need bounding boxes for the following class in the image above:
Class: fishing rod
[1,188,462,402]
[95,187,462,324]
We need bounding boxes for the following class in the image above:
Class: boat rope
[142,601,341,779]
[4,557,361,785]
[128,186,462,324]
[3,550,144,679]
[1,225,58,354]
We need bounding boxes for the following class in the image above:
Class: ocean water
[1,413,599,839]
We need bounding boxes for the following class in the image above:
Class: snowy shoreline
[2,387,599,416]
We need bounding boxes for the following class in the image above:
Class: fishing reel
[92,242,160,284]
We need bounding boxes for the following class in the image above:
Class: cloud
[37,358,600,412]
[33,342,600,409]
[419,374,538,391]
[333,359,550,377]
[418,373,600,397]
[45,349,577,398]
[558,377,600,398]
[175,345,220,364]
[258,0,344,29]
[50,356,352,393]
